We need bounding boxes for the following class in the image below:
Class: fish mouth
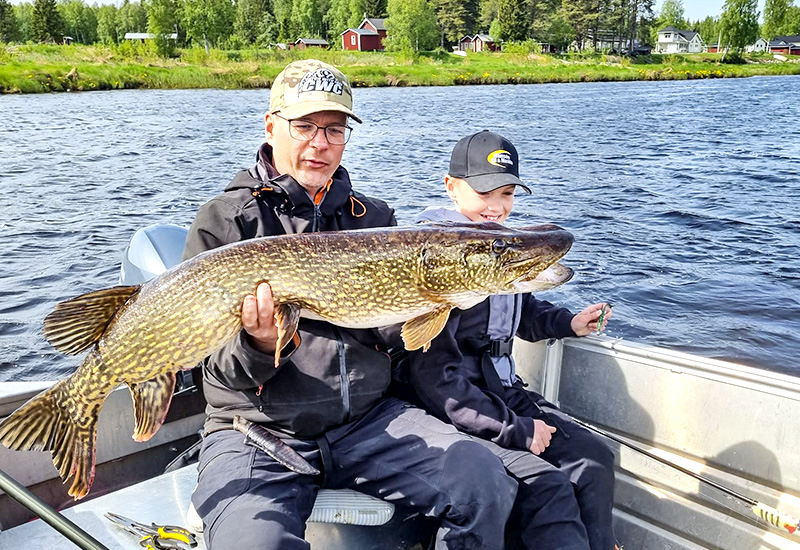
[506,225,574,291]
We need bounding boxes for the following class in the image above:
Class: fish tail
[0,379,100,500]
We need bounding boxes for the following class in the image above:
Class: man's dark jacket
[184,143,396,437]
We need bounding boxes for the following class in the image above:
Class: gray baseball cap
[449,130,531,194]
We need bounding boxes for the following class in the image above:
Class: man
[184,59,517,550]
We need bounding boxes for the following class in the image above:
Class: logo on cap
[487,150,514,169]
[299,68,344,96]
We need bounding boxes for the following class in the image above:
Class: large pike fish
[0,222,574,499]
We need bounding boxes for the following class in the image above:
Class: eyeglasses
[273,113,352,145]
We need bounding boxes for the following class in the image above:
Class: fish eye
[491,239,507,254]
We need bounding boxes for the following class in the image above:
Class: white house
[655,26,704,53]
[745,37,769,52]
[123,32,178,42]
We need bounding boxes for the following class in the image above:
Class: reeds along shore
[1,44,799,94]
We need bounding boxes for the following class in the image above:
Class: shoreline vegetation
[2,44,800,94]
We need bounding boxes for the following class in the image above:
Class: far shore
[2,45,799,94]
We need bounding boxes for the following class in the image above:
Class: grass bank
[1,44,799,93]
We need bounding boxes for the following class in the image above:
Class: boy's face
[445,176,515,224]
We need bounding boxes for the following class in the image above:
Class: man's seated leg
[192,429,322,550]
[325,397,518,550]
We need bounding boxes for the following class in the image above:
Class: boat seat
[185,485,395,532]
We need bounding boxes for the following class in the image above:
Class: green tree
[693,15,720,46]
[436,0,477,46]
[324,0,349,41]
[0,0,17,42]
[763,0,795,38]
[560,0,596,50]
[720,0,759,51]
[384,0,438,51]
[145,0,178,56]
[253,8,277,44]
[478,0,497,31]
[348,0,386,24]
[788,5,800,34]
[495,0,527,41]
[32,0,63,42]
[234,0,274,44]
[529,0,559,39]
[117,0,147,39]
[291,0,323,36]
[96,4,118,44]
[13,2,34,41]
[58,0,97,43]
[273,0,294,41]
[180,0,235,50]
[656,0,686,28]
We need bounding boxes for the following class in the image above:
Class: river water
[1,75,799,381]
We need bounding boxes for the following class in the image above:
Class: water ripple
[1,78,799,380]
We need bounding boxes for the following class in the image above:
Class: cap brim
[277,101,362,124]
[464,173,532,194]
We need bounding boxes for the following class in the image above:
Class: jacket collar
[226,143,355,217]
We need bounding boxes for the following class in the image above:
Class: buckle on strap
[489,339,513,358]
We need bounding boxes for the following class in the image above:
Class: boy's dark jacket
[398,207,576,452]
[183,143,396,438]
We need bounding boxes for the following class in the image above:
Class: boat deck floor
[0,465,204,549]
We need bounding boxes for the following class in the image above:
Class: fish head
[420,222,574,297]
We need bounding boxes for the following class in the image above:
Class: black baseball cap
[449,130,531,194]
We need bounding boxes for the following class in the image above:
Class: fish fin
[128,372,176,442]
[401,306,453,352]
[420,220,506,231]
[43,286,141,355]
[274,303,302,367]
[0,378,100,500]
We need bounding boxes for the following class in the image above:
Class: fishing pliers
[105,512,198,549]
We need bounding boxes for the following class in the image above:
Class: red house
[294,38,329,50]
[341,28,382,51]
[341,17,387,51]
[473,34,498,52]
[458,34,498,52]
[769,35,800,54]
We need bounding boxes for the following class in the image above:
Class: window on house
[664,33,671,38]
[351,35,356,46]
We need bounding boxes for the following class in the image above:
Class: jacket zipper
[311,186,349,420]
[312,203,321,232]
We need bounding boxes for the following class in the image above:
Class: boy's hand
[530,420,557,455]
[571,302,613,336]
[242,282,280,354]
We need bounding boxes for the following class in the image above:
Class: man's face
[445,176,515,224]
[265,110,348,197]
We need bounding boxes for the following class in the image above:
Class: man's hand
[530,420,557,455]
[242,282,279,354]
[570,302,613,336]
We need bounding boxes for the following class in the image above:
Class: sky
[660,0,767,22]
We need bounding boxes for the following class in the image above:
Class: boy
[404,130,617,550]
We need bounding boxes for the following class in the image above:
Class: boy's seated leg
[534,403,617,550]
[325,397,518,550]
[478,442,591,550]
[192,429,322,550]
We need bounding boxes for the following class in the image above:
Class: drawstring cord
[349,195,367,217]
